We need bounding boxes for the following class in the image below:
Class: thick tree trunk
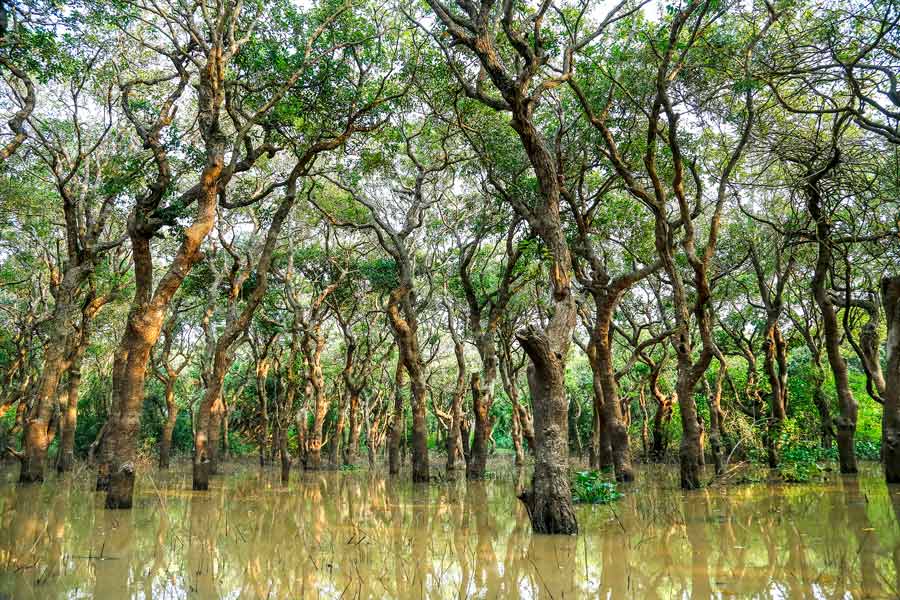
[591,396,613,470]
[208,399,223,474]
[95,357,122,491]
[193,376,222,491]
[516,315,578,534]
[881,276,900,483]
[104,312,164,508]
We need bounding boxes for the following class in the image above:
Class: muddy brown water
[1,462,899,599]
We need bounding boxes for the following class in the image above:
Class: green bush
[571,470,623,504]
[777,445,823,483]
[855,438,880,461]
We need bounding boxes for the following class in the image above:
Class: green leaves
[360,257,399,292]
[571,470,623,504]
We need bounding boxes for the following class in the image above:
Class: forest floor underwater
[0,457,898,599]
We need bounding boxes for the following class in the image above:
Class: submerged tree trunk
[517,310,579,534]
[104,305,169,508]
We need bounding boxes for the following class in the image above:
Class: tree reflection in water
[1,463,899,598]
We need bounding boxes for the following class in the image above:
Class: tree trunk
[517,317,578,535]
[257,360,270,467]
[467,333,499,480]
[763,319,788,468]
[499,345,525,466]
[881,276,900,482]
[330,398,346,468]
[517,404,535,455]
[20,295,76,483]
[706,367,725,476]
[388,361,404,476]
[592,309,633,481]
[104,309,165,508]
[96,355,121,491]
[676,364,703,489]
[511,406,525,467]
[468,373,492,479]
[279,426,292,483]
[809,172,857,474]
[386,287,429,483]
[57,351,84,473]
[304,331,329,471]
[159,379,178,470]
[208,399,223,474]
[446,317,466,473]
[638,384,650,461]
[344,390,361,466]
[650,385,672,463]
[193,374,223,491]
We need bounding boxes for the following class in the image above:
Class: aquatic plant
[571,471,623,505]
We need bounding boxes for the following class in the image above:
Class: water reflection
[1,463,899,598]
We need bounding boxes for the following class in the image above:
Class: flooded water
[1,461,899,599]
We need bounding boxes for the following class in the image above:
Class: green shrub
[855,439,880,461]
[571,470,623,504]
[777,445,823,483]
